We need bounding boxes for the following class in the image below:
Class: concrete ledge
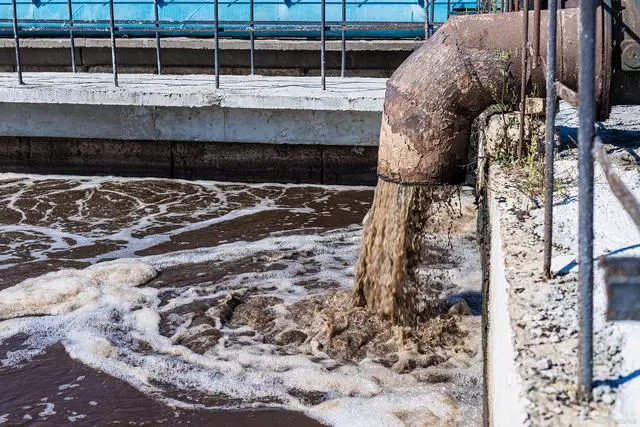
[0,73,385,145]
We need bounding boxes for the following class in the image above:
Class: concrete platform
[0,73,385,183]
[0,73,385,144]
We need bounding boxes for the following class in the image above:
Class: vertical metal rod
[517,0,529,160]
[424,0,429,38]
[341,0,346,77]
[67,0,77,73]
[533,0,540,67]
[214,0,219,88]
[543,0,557,279]
[154,0,162,74]
[108,0,118,87]
[249,0,255,75]
[500,0,504,12]
[320,0,326,90]
[577,0,596,403]
[429,0,435,34]
[11,0,22,85]
[447,0,451,19]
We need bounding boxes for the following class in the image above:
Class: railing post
[341,0,346,77]
[543,0,557,279]
[320,0,326,90]
[577,0,596,403]
[214,0,220,88]
[517,0,529,160]
[108,0,119,87]
[249,0,255,75]
[11,0,23,85]
[154,0,162,75]
[67,0,77,73]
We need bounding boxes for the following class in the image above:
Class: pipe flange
[622,41,640,70]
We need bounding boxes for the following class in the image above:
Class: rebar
[517,0,529,160]
[321,0,326,90]
[67,0,77,72]
[154,0,162,74]
[577,0,596,403]
[543,0,558,279]
[108,0,118,87]
[10,0,22,85]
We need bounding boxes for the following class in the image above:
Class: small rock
[448,299,473,316]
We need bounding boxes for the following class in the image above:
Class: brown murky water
[0,173,482,426]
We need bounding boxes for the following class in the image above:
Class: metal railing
[532,0,640,403]
[3,0,474,89]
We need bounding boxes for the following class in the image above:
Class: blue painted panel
[0,0,477,37]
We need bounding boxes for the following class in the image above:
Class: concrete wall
[0,38,421,77]
[486,192,529,427]
[0,137,378,184]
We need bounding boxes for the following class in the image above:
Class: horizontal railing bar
[0,18,430,26]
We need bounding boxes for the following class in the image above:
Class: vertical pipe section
[11,0,22,85]
[249,0,255,75]
[108,0,118,87]
[517,0,529,160]
[214,0,220,88]
[321,0,326,90]
[577,0,596,403]
[543,0,557,279]
[154,0,162,74]
[341,0,346,77]
[67,0,77,73]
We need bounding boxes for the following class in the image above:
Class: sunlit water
[0,173,481,426]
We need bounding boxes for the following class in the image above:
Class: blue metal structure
[0,0,478,38]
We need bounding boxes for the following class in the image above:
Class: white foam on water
[0,229,468,426]
[0,174,476,426]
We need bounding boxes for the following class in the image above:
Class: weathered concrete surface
[0,38,421,77]
[0,73,384,146]
[479,104,640,425]
[0,137,378,185]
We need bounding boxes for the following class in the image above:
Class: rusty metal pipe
[377,9,602,184]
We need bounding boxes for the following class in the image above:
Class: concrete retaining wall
[0,38,420,77]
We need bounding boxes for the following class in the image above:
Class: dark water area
[0,174,370,426]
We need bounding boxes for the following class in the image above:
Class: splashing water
[353,179,461,324]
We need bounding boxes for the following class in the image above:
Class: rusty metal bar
[214,0,220,88]
[154,0,162,74]
[108,0,118,87]
[594,138,640,232]
[543,0,558,279]
[10,0,22,85]
[577,0,596,403]
[533,0,541,67]
[67,0,77,73]
[517,0,530,160]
